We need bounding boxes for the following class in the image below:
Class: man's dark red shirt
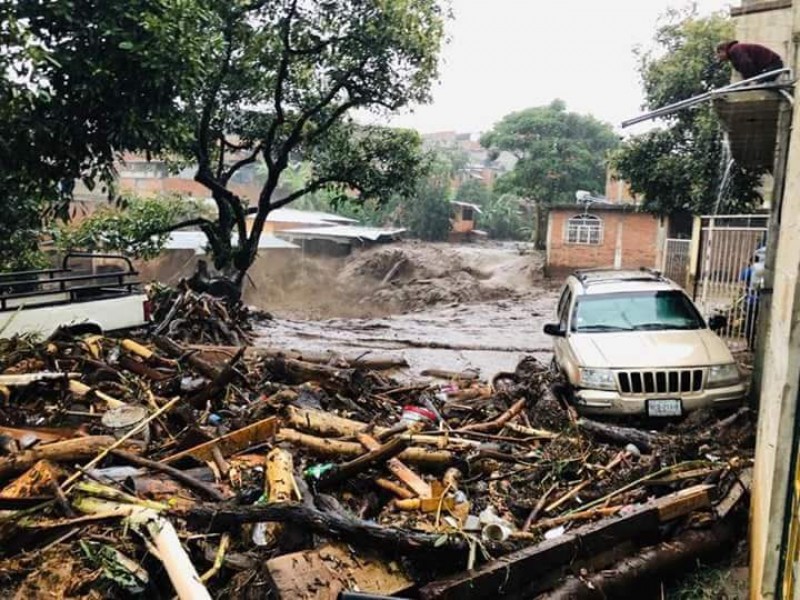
[727,42,784,79]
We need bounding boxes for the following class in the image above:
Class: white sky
[379,0,733,137]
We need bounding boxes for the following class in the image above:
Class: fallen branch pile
[149,283,256,345]
[0,332,755,599]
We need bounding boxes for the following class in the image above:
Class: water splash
[713,134,734,215]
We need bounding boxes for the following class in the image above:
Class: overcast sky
[379,0,733,137]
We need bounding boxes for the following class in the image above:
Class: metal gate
[661,238,691,288]
[693,215,768,350]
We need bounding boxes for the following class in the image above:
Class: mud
[255,242,557,381]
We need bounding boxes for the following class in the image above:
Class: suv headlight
[579,368,617,390]
[707,364,740,388]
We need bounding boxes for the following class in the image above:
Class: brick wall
[546,208,660,275]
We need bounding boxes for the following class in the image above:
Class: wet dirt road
[255,289,559,380]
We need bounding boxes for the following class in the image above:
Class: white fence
[693,215,768,350]
[661,238,691,288]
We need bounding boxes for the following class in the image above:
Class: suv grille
[617,369,703,395]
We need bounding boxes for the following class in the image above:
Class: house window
[462,206,474,221]
[566,214,603,245]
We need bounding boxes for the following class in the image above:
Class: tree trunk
[533,201,548,250]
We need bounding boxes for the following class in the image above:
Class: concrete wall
[733,1,793,64]
[546,209,660,275]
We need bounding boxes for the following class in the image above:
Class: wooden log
[535,521,740,600]
[121,339,154,360]
[286,406,388,438]
[253,448,295,547]
[277,429,452,468]
[316,438,409,489]
[421,368,480,381]
[68,380,125,409]
[0,436,127,481]
[460,398,527,433]
[191,345,410,371]
[577,419,659,454]
[262,357,355,393]
[375,478,415,500]
[163,417,278,464]
[183,501,470,554]
[358,432,432,499]
[154,336,221,380]
[187,346,246,408]
[265,542,413,600]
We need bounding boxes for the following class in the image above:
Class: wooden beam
[163,417,278,464]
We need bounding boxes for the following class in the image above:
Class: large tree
[481,100,619,248]
[2,0,446,287]
[612,9,763,215]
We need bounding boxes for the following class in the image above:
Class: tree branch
[222,144,262,185]
[269,177,340,212]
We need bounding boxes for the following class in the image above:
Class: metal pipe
[622,68,793,128]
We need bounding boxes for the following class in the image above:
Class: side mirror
[708,314,728,332]
[544,323,566,337]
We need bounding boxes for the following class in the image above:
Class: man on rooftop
[716,40,784,82]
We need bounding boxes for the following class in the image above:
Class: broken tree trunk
[577,418,660,454]
[536,520,741,599]
[182,501,469,554]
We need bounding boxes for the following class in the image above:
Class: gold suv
[544,269,746,417]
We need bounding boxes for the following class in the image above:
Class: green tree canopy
[481,100,619,246]
[454,179,491,208]
[611,9,763,215]
[2,0,446,287]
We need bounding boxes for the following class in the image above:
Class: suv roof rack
[573,267,666,286]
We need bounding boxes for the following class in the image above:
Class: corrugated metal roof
[278,225,406,243]
[450,201,484,214]
[264,208,358,226]
[164,231,298,251]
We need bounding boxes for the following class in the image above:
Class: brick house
[545,204,666,276]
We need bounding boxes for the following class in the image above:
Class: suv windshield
[572,290,705,333]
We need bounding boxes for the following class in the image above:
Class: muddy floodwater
[255,289,559,380]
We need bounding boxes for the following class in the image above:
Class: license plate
[647,399,682,417]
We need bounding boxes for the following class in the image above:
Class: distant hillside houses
[421,131,517,189]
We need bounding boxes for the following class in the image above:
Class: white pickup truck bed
[0,253,150,339]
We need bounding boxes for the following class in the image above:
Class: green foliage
[455,179,491,208]
[481,99,619,205]
[52,196,200,260]
[481,194,528,240]
[404,174,452,241]
[3,0,446,287]
[612,9,763,214]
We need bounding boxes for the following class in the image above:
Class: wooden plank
[357,432,431,499]
[0,460,65,498]
[163,417,278,464]
[265,543,413,600]
[655,484,714,523]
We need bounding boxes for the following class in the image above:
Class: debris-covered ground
[0,312,755,599]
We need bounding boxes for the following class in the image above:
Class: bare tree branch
[269,177,339,212]
[222,144,262,185]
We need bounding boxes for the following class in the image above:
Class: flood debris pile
[0,332,753,599]
[148,283,257,345]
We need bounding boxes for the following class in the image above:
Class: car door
[552,285,573,370]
